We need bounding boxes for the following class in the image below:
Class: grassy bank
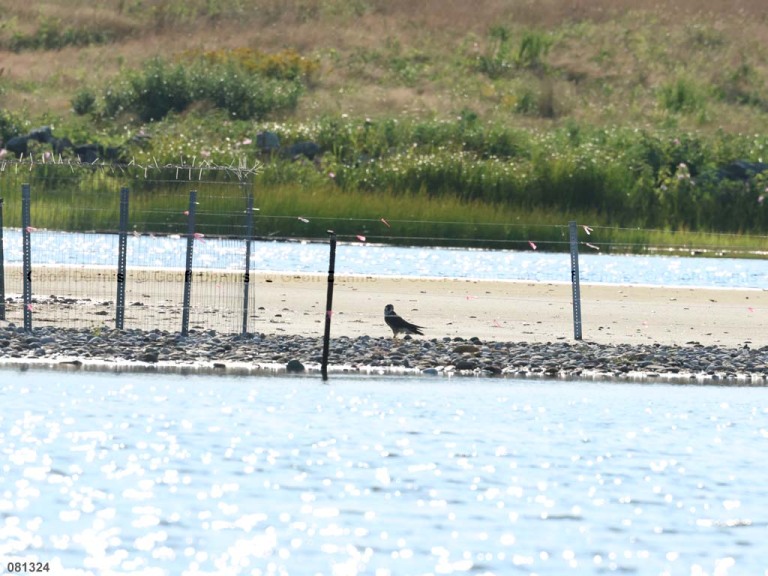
[2,164,768,256]
[1,1,768,253]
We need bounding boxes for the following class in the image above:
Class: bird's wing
[401,318,425,334]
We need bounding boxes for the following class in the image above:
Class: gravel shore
[1,323,766,383]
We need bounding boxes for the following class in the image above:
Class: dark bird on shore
[384,304,425,338]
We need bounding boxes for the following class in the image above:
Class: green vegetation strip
[1,162,767,256]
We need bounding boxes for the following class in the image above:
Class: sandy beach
[3,266,765,348]
[255,273,766,348]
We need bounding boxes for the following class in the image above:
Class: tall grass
[0,167,249,236]
[4,115,768,243]
[249,182,576,249]
[2,164,768,256]
[252,118,768,235]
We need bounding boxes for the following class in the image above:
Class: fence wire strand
[0,167,765,343]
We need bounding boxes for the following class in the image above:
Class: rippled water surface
[4,230,768,288]
[2,370,767,575]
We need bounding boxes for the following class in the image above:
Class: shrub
[72,89,97,116]
[0,109,23,143]
[189,64,303,119]
[476,26,514,79]
[103,84,136,119]
[103,55,303,122]
[476,27,552,79]
[131,58,192,121]
[516,30,552,71]
[659,77,706,114]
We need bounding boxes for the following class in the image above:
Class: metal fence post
[116,187,129,330]
[0,198,5,321]
[241,193,254,335]
[569,221,582,340]
[181,190,197,337]
[22,184,32,332]
[321,230,337,382]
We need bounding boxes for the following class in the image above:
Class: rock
[286,358,305,373]
[139,349,159,363]
[455,359,478,371]
[453,344,479,354]
[0,326,763,381]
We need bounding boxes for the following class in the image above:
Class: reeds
[2,163,767,256]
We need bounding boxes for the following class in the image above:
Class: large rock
[256,131,280,153]
[286,358,305,373]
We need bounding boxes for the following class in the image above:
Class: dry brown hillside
[2,0,768,131]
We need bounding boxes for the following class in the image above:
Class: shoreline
[1,325,766,384]
[3,358,767,385]
[1,270,766,382]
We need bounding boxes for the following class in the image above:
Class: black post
[0,198,5,321]
[22,184,32,332]
[242,194,254,335]
[181,190,197,337]
[116,187,129,330]
[321,231,337,382]
[569,221,583,340]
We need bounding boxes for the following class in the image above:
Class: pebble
[0,323,765,382]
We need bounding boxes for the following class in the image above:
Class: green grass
[2,1,768,256]
[2,165,768,256]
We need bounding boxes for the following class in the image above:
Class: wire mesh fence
[1,235,260,335]
[0,160,766,344]
[0,162,259,334]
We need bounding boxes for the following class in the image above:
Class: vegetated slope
[2,0,767,130]
[2,0,768,248]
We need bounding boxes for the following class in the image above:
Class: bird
[384,304,425,338]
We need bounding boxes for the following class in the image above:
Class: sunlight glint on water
[1,371,767,575]
[3,229,768,287]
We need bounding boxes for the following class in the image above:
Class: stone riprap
[0,324,766,382]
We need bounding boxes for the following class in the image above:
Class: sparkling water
[3,230,768,288]
[2,370,767,575]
